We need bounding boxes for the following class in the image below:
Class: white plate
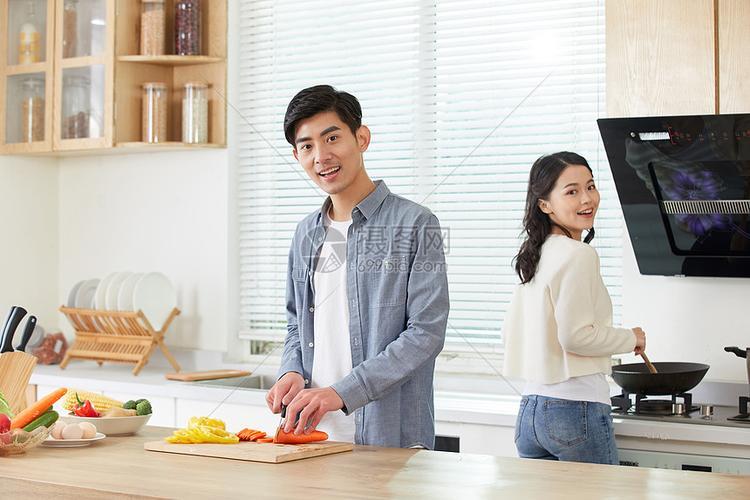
[67,280,85,307]
[117,273,143,311]
[42,432,106,448]
[105,272,133,310]
[94,273,118,310]
[132,272,177,331]
[74,279,100,309]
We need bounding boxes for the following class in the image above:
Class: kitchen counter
[2,426,749,499]
[29,361,520,427]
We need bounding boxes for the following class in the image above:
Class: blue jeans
[514,395,619,465]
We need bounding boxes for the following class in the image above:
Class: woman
[502,151,646,465]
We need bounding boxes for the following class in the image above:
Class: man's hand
[266,372,305,414]
[284,387,344,435]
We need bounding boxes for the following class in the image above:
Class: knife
[16,315,37,352]
[274,404,287,441]
[0,306,27,353]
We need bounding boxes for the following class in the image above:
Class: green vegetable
[135,399,148,405]
[23,410,59,432]
[123,400,138,410]
[0,392,13,418]
[135,400,152,416]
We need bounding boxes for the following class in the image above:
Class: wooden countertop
[1,427,748,499]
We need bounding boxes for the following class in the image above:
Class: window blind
[236,0,622,351]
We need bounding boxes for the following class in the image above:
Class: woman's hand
[632,327,646,355]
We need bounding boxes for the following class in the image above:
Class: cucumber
[23,410,59,432]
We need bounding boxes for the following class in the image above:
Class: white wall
[620,233,750,383]
[54,0,241,354]
[56,150,229,351]
[0,156,59,330]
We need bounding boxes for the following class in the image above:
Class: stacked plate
[66,272,177,331]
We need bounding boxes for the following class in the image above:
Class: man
[265,85,449,448]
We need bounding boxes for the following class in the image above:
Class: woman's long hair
[514,152,596,284]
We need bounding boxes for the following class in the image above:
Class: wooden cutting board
[144,440,354,463]
[164,370,251,382]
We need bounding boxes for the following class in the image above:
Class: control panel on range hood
[598,114,750,278]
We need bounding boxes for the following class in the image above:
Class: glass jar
[140,0,165,56]
[62,0,78,58]
[21,77,45,143]
[182,82,208,144]
[18,1,41,64]
[142,82,168,143]
[175,0,201,56]
[62,75,90,139]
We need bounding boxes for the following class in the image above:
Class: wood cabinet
[718,0,750,112]
[606,0,750,117]
[0,0,56,154]
[0,0,226,155]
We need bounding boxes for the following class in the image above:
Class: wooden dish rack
[58,306,182,375]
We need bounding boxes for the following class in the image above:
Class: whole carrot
[11,387,67,429]
[274,429,328,444]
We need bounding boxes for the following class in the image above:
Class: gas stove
[611,391,750,427]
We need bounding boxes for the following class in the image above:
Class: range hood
[598,114,750,277]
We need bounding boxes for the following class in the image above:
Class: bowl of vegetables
[0,388,63,455]
[61,391,153,436]
[0,425,51,455]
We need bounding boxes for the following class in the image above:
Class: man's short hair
[283,85,362,146]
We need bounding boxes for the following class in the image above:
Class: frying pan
[611,362,709,395]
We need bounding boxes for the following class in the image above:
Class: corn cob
[62,390,123,413]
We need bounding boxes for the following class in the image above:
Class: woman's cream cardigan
[502,235,636,384]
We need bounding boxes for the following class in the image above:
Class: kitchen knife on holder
[0,306,27,353]
[16,315,37,352]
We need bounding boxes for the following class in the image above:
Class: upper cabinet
[0,0,226,155]
[1,0,56,153]
[54,0,114,151]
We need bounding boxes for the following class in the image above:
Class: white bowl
[60,414,151,436]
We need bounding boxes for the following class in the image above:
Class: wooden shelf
[1,0,227,155]
[5,62,49,76]
[118,55,224,66]
[116,141,224,151]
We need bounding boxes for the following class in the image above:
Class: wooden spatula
[639,352,658,374]
[0,351,38,414]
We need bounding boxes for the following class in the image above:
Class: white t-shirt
[523,374,611,406]
[310,212,356,442]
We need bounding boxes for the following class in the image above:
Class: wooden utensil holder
[58,306,182,375]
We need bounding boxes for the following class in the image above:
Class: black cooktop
[611,392,750,428]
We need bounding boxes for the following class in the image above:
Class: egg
[79,422,97,439]
[61,423,84,440]
[51,421,67,439]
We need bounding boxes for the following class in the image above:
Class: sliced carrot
[11,388,67,430]
[274,429,328,444]
[237,428,264,441]
[256,437,275,443]
[248,431,266,441]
